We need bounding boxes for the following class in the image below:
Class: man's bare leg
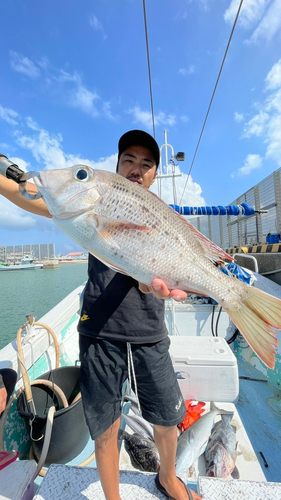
[154,424,201,500]
[95,417,121,500]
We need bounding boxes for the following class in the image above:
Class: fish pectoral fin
[96,215,152,235]
[90,214,152,249]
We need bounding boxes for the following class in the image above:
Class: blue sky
[0,0,281,255]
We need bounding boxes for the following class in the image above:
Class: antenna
[158,131,183,203]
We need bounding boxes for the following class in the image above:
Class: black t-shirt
[77,254,167,343]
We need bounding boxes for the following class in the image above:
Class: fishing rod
[0,153,42,200]
[0,153,25,183]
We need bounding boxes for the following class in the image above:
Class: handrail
[233,253,259,273]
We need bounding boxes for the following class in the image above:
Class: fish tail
[225,286,280,369]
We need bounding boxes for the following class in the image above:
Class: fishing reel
[0,153,42,199]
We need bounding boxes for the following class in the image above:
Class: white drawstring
[126,342,141,415]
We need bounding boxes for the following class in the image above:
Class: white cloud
[264,113,281,164]
[14,122,118,173]
[10,51,41,79]
[37,57,51,70]
[89,14,107,39]
[265,59,281,90]
[179,65,196,76]
[151,164,205,207]
[246,0,281,43]
[2,106,205,219]
[225,0,281,44]
[0,105,20,126]
[240,60,281,167]
[55,69,80,84]
[102,102,118,121]
[181,115,189,123]
[26,116,41,131]
[0,196,38,230]
[234,112,244,122]
[128,106,176,128]
[70,85,100,116]
[243,110,269,137]
[55,69,100,117]
[235,153,263,176]
[224,0,268,29]
[9,54,117,120]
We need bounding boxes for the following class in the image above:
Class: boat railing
[233,253,259,273]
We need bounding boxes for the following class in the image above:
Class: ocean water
[0,262,88,349]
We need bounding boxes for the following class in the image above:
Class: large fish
[204,413,239,478]
[118,429,160,473]
[28,166,281,369]
[175,404,232,475]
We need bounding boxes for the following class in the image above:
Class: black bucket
[17,366,90,466]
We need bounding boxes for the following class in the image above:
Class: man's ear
[151,170,157,184]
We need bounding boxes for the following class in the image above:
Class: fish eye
[75,168,89,181]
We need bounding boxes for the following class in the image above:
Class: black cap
[118,130,160,167]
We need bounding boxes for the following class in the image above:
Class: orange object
[177,399,206,433]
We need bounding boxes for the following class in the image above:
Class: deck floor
[34,466,173,499]
[236,359,281,482]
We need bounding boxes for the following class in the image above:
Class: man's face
[117,145,157,189]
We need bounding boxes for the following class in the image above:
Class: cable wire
[179,0,244,205]
[142,0,156,138]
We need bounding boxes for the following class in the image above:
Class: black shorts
[79,335,186,440]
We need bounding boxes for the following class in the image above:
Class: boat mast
[158,130,183,203]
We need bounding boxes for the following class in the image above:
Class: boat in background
[0,254,43,271]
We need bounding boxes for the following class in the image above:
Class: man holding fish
[0,130,201,500]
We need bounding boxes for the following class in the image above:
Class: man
[0,130,201,500]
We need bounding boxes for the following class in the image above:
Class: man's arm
[0,374,8,414]
[0,176,52,218]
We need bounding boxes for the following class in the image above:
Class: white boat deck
[33,465,281,500]
[236,359,281,482]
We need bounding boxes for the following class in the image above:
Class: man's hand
[139,279,188,302]
[0,386,8,414]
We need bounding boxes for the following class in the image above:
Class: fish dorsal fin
[145,189,234,264]
[173,210,234,263]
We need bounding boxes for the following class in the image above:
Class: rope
[142,0,156,138]
[179,0,244,206]
[126,343,141,414]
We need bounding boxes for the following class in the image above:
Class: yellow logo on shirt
[80,314,90,321]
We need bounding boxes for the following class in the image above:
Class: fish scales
[46,169,241,299]
[204,413,239,478]
[31,165,281,369]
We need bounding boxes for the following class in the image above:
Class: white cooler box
[169,336,239,402]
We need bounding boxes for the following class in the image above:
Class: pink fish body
[32,165,280,369]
